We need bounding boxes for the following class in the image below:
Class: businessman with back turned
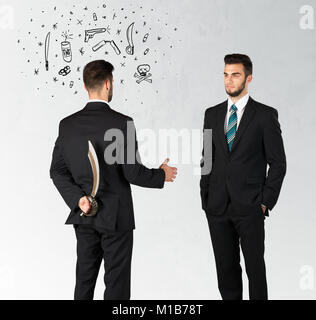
[49,60,177,300]
[200,54,286,300]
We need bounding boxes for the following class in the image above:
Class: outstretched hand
[160,158,177,182]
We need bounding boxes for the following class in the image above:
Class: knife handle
[45,61,49,71]
[126,45,134,55]
[79,196,98,217]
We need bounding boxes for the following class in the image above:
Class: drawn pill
[143,33,149,42]
[58,66,71,76]
[69,81,74,88]
[93,13,97,21]
[144,48,149,55]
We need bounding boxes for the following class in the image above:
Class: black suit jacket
[200,96,286,217]
[49,101,165,231]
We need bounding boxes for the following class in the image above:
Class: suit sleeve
[120,119,165,188]
[49,121,86,211]
[200,109,214,211]
[262,108,287,211]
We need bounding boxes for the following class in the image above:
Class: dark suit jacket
[200,96,286,217]
[49,101,165,231]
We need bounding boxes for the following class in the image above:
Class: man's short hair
[83,60,114,91]
[224,54,253,77]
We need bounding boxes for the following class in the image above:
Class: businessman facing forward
[49,60,177,300]
[200,54,286,300]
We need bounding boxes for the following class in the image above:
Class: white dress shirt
[224,92,249,133]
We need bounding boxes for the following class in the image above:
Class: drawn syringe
[92,40,121,55]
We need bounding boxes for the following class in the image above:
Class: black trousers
[73,224,133,300]
[206,200,267,300]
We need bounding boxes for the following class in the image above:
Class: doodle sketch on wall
[17,4,179,96]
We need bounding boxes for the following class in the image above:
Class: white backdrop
[0,0,315,299]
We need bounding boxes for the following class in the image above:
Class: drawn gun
[84,28,106,43]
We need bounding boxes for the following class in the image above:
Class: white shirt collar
[227,92,249,112]
[88,99,110,106]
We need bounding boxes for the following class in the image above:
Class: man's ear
[105,79,111,91]
[247,74,253,84]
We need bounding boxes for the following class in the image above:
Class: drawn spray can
[61,41,72,63]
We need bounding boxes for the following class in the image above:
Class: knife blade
[45,32,50,71]
[87,140,100,198]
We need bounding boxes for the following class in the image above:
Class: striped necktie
[226,104,238,151]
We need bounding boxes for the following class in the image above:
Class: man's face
[224,63,250,97]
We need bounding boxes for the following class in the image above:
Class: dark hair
[224,54,253,77]
[83,60,114,91]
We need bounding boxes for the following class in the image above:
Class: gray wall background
[0,0,315,299]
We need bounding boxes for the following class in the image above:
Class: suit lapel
[216,101,230,157]
[216,96,256,156]
[230,96,256,154]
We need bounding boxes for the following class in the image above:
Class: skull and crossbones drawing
[134,64,152,84]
